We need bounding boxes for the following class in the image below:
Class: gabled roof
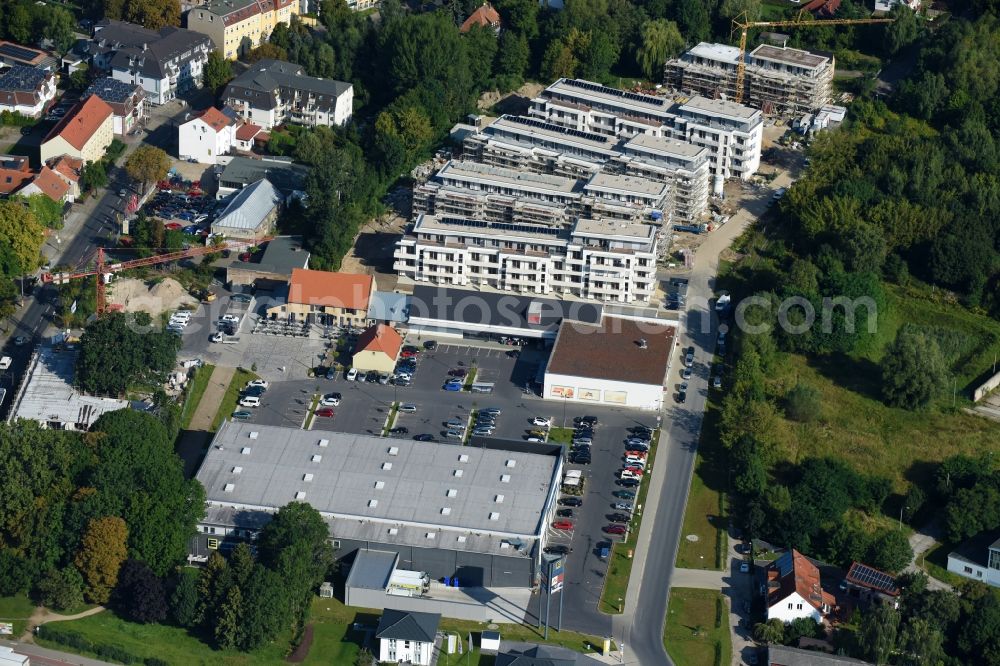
[223,59,351,112]
[0,168,32,195]
[766,549,834,613]
[23,166,70,202]
[460,3,501,32]
[355,323,402,359]
[845,562,899,596]
[43,95,113,150]
[235,122,263,141]
[212,178,281,232]
[48,155,84,183]
[287,268,373,311]
[375,608,440,643]
[190,107,234,132]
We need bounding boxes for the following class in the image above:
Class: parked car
[574,416,599,426]
[617,478,640,488]
[326,367,338,380]
[551,520,574,531]
[242,386,265,398]
[607,513,630,523]
[532,417,552,427]
[445,430,464,440]
[321,393,341,406]
[740,561,751,574]
[603,525,627,535]
[389,426,408,435]
[239,396,260,407]
[681,367,692,381]
[414,434,435,442]
[423,340,438,350]
[544,545,570,556]
[346,368,358,381]
[472,428,495,436]
[713,375,722,390]
[526,436,544,443]
[613,502,633,511]
[556,508,574,518]
[398,403,417,413]
[246,379,269,389]
[445,418,466,429]
[482,407,502,416]
[448,368,467,377]
[614,490,636,500]
[232,410,252,420]
[315,407,335,418]
[443,381,462,391]
[558,497,583,507]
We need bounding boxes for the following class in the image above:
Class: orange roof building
[48,155,83,201]
[0,154,33,195]
[460,3,501,33]
[352,323,403,373]
[765,550,835,624]
[17,166,71,203]
[40,96,114,165]
[267,268,376,328]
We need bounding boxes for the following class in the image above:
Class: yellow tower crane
[732,13,896,104]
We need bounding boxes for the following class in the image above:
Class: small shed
[481,631,501,652]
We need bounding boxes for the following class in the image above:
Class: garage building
[544,315,676,410]
[191,423,562,588]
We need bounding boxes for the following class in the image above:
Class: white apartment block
[529,78,763,193]
[462,116,710,222]
[665,42,834,116]
[394,214,660,305]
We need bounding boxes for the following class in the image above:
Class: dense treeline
[0,0,77,53]
[0,411,203,605]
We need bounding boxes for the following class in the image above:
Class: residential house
[0,66,58,118]
[234,122,265,152]
[186,0,300,60]
[765,550,834,623]
[460,4,501,33]
[17,166,71,203]
[222,59,353,130]
[265,268,374,327]
[0,154,33,196]
[39,95,114,164]
[87,20,213,105]
[83,77,146,135]
[843,561,900,609]
[947,531,1000,587]
[375,609,440,666]
[47,156,84,202]
[178,106,238,164]
[0,40,53,69]
[210,178,282,239]
[352,323,402,374]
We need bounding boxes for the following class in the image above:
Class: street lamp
[898,505,910,530]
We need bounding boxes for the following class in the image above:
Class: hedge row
[40,625,168,666]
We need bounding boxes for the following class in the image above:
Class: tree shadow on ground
[804,352,884,403]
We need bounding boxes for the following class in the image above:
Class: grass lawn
[211,368,259,431]
[548,427,573,446]
[0,594,35,638]
[917,542,969,589]
[598,430,660,614]
[180,364,215,430]
[676,402,727,571]
[664,588,731,666]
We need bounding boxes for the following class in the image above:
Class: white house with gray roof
[376,609,440,665]
[222,59,352,130]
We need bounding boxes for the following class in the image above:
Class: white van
[239,396,260,407]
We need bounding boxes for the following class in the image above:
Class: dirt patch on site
[477,82,544,113]
[285,624,314,663]
[107,277,198,316]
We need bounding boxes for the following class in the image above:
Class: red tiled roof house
[765,550,835,623]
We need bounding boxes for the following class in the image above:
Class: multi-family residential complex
[394,214,660,304]
[186,0,299,60]
[664,42,835,116]
[222,59,353,130]
[0,66,57,118]
[528,78,762,190]
[85,20,213,104]
[462,116,710,222]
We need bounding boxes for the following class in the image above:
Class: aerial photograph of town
[0,0,997,663]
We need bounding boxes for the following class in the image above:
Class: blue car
[443,382,462,391]
[182,225,200,235]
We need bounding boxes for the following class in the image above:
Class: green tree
[35,566,84,611]
[74,516,128,604]
[238,566,290,650]
[196,552,232,629]
[80,161,108,194]
[753,618,784,643]
[169,572,199,627]
[8,5,32,44]
[677,0,710,43]
[880,329,948,410]
[886,4,920,55]
[494,31,529,89]
[215,584,244,649]
[230,543,255,589]
[859,605,901,665]
[865,530,913,573]
[124,145,171,192]
[202,50,233,96]
[784,383,821,422]
[15,194,64,230]
[113,559,168,623]
[77,312,181,396]
[88,410,205,576]
[898,616,944,666]
[635,19,683,80]
[719,0,761,23]
[463,24,498,92]
[0,200,44,277]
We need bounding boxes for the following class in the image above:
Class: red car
[165,222,182,231]
[551,520,574,531]
[401,350,418,358]
[315,408,335,417]
[604,525,627,535]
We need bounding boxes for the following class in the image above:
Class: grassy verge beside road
[664,588,732,666]
[676,404,727,570]
[598,429,659,614]
[548,427,573,446]
[0,593,35,638]
[210,368,259,431]
[179,364,214,430]
[36,595,612,665]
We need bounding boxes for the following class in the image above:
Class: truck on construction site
[673,223,708,234]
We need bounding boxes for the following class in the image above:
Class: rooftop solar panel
[847,562,898,595]
[0,43,42,63]
[774,551,794,577]
[0,65,48,92]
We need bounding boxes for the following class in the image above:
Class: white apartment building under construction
[393,214,660,305]
[527,78,762,193]
[461,116,710,222]
[664,42,834,116]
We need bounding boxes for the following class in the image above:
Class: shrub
[784,383,822,422]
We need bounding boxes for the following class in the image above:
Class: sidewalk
[1,639,114,666]
[187,365,234,431]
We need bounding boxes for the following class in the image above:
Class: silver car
[445,429,464,440]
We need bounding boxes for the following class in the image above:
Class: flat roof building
[665,42,835,116]
[192,422,562,587]
[544,314,676,410]
[226,235,310,287]
[8,346,130,430]
[216,155,309,200]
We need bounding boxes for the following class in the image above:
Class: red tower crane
[42,237,272,315]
